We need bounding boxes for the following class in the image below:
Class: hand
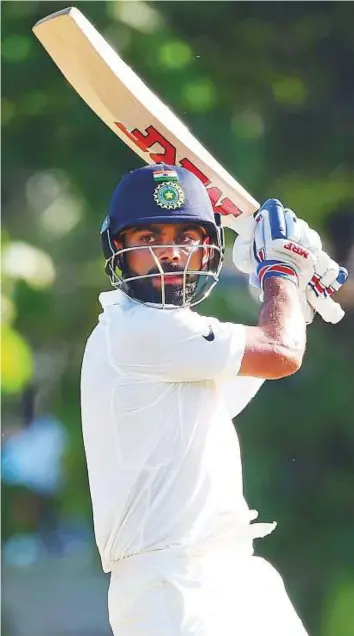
[250,199,318,292]
[233,201,322,277]
[232,202,348,324]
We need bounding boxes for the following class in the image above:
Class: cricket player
[81,164,347,635]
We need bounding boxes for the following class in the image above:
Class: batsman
[81,163,348,635]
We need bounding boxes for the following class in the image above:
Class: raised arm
[238,199,316,379]
[109,202,346,384]
[240,277,306,378]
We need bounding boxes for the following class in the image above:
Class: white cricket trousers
[108,548,309,636]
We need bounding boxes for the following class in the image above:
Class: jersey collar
[99,289,130,309]
[98,288,187,312]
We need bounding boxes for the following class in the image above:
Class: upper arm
[115,310,247,382]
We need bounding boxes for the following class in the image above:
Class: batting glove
[232,202,348,324]
[250,198,317,293]
[301,253,348,324]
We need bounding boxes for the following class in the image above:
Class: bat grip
[221,214,256,238]
[309,295,345,324]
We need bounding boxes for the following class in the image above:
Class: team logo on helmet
[153,182,185,210]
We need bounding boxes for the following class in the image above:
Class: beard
[122,263,199,306]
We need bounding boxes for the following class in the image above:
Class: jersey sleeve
[114,307,246,382]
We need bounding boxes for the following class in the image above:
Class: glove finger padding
[284,208,301,243]
[286,214,323,255]
[303,225,322,254]
[255,202,316,273]
[306,253,348,324]
[329,267,348,293]
[314,253,340,289]
[308,252,340,298]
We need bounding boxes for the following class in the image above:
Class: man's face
[114,222,208,304]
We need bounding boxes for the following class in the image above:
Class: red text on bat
[114,122,242,218]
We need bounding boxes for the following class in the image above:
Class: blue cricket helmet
[100,163,224,308]
[101,163,220,257]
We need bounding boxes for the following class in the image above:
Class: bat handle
[309,295,345,324]
[221,214,256,238]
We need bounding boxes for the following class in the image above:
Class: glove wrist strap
[257,260,299,290]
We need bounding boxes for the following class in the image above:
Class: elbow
[270,344,304,379]
[239,344,305,380]
[240,326,306,380]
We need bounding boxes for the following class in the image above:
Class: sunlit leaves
[3,242,55,289]
[22,91,49,117]
[271,76,307,107]
[182,78,217,112]
[322,576,354,636]
[232,109,265,140]
[157,41,193,70]
[1,98,16,126]
[113,0,162,34]
[2,34,32,62]
[270,170,354,230]
[1,324,33,394]
[25,171,84,237]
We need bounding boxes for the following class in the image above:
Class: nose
[158,244,181,263]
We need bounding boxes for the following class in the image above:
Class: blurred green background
[2,2,354,635]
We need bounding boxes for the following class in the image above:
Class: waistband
[107,510,277,574]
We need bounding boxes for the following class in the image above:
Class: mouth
[152,273,184,287]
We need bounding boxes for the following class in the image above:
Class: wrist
[263,276,300,300]
[257,260,299,290]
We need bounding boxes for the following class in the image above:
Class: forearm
[260,278,306,359]
[238,198,315,379]
[240,279,306,379]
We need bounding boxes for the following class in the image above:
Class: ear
[202,236,212,267]
[111,236,125,271]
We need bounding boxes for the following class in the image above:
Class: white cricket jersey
[81,289,267,573]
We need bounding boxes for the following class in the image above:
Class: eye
[140,234,156,244]
[180,234,200,244]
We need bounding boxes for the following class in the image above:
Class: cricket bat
[32,6,344,322]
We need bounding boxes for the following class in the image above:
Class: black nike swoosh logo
[202,326,215,342]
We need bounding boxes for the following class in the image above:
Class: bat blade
[33,6,258,234]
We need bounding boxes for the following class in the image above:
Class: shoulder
[140,306,212,339]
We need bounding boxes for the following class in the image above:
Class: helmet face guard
[103,229,225,309]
